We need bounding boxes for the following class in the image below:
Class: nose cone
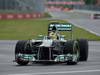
[40,40,53,47]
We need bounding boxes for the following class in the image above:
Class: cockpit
[43,36,51,40]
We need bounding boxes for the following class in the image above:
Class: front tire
[64,40,80,65]
[77,38,88,61]
[15,40,29,65]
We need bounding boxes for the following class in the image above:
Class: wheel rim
[73,41,80,62]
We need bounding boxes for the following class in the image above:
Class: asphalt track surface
[49,9,100,36]
[0,40,100,75]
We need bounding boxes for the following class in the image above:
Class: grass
[44,12,52,18]
[0,19,100,40]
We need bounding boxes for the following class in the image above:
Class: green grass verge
[44,12,52,18]
[0,19,100,40]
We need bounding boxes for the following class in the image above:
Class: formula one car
[15,22,88,65]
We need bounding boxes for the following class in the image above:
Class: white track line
[8,69,100,75]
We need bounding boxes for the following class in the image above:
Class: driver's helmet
[49,32,57,40]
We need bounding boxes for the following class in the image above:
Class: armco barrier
[0,13,44,19]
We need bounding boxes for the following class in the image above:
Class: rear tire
[77,38,88,61]
[15,40,29,65]
[64,40,80,65]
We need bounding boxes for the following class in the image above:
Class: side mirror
[37,35,44,39]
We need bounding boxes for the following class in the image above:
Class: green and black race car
[14,22,88,65]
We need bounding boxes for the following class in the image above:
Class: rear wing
[48,22,72,32]
[48,22,73,39]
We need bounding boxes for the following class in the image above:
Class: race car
[14,22,88,65]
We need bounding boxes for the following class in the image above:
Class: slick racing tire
[64,40,80,65]
[15,40,29,65]
[77,38,88,61]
